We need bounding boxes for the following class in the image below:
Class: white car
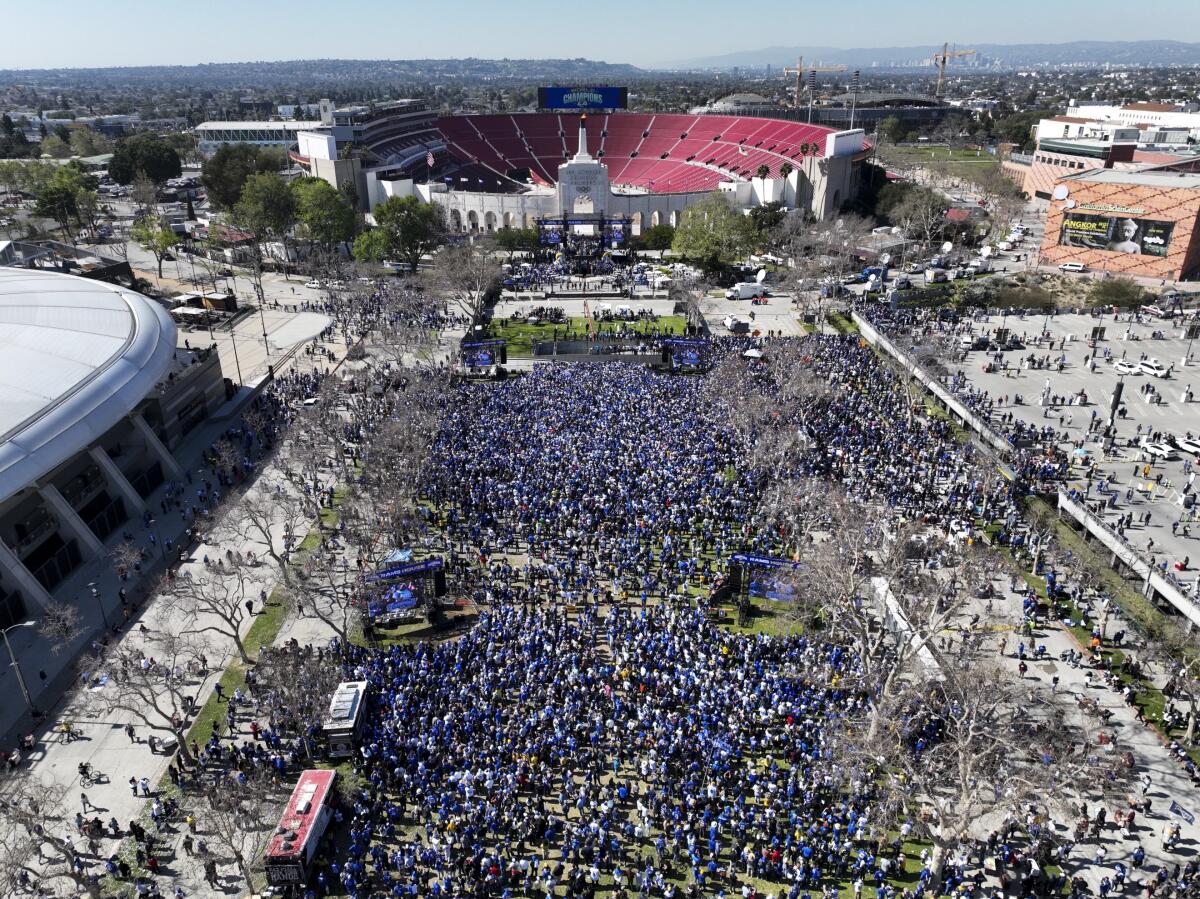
[1114,360,1141,375]
[1139,359,1169,377]
[1175,436,1200,455]
[304,279,321,289]
[1140,439,1178,461]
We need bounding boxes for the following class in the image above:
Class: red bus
[263,769,338,886]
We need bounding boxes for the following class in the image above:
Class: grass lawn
[828,311,860,334]
[879,144,1001,180]
[716,597,804,637]
[488,315,690,356]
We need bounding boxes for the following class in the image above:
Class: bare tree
[253,645,344,757]
[37,600,83,652]
[226,487,316,589]
[857,659,1129,881]
[283,555,362,645]
[0,778,104,897]
[163,563,258,665]
[192,769,285,890]
[130,171,158,220]
[109,539,144,578]
[83,628,210,765]
[425,240,502,328]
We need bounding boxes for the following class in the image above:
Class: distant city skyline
[5,0,1198,70]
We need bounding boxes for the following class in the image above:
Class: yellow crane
[933,43,977,99]
[782,57,848,121]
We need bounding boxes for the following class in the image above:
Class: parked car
[1174,436,1200,455]
[1139,359,1170,378]
[304,279,322,288]
[1059,262,1088,273]
[1139,437,1178,460]
[1114,360,1142,375]
[1142,304,1168,319]
[894,276,913,290]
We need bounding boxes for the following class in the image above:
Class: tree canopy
[233,172,296,239]
[108,133,182,185]
[201,143,284,210]
[131,216,180,278]
[291,177,356,250]
[671,192,757,270]
[371,195,446,271]
[352,228,391,265]
[639,223,675,252]
[33,162,98,234]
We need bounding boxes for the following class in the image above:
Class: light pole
[1,620,35,713]
[87,581,109,629]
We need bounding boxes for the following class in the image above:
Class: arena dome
[0,268,177,505]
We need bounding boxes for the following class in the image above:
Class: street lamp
[87,581,109,629]
[1,620,36,713]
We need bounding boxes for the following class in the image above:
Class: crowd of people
[19,280,1197,899]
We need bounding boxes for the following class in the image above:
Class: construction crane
[933,43,977,99]
[782,57,847,121]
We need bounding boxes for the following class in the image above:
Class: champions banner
[1058,212,1174,257]
[538,86,628,110]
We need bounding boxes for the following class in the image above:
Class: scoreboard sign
[538,86,628,110]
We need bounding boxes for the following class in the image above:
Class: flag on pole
[426,151,435,168]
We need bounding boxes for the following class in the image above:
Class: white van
[1059,262,1088,273]
[924,268,948,283]
[726,282,767,300]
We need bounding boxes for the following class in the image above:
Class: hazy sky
[5,0,1197,69]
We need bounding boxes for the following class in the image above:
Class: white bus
[322,680,369,759]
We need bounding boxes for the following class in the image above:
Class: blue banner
[731,552,802,570]
[539,87,628,110]
[365,557,444,584]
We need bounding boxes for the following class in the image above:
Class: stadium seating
[436,113,865,194]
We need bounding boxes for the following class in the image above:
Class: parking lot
[960,308,1200,591]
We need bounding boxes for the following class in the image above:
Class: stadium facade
[198,98,872,226]
[0,270,225,627]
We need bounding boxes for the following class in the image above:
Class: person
[1107,218,1141,254]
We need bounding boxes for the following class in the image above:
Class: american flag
[426,151,434,168]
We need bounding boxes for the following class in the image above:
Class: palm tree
[755,164,770,180]
[779,162,794,180]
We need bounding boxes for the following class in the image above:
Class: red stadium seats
[435,113,865,194]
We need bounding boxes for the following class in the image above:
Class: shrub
[1087,276,1148,309]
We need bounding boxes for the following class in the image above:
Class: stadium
[271,94,873,232]
[0,269,224,627]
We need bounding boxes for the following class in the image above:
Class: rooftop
[1122,102,1181,113]
[1060,168,1200,189]
[195,121,323,132]
[0,269,176,505]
